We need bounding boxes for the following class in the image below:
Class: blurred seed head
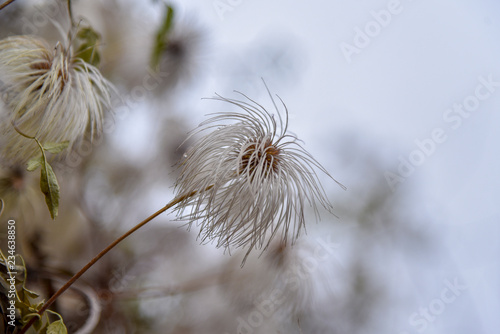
[0,166,27,196]
[0,34,114,165]
[0,164,42,218]
[174,85,345,263]
[220,240,318,325]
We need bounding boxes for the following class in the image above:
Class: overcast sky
[98,0,500,332]
[1,0,498,332]
[161,1,500,333]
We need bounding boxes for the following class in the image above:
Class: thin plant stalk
[67,0,74,27]
[19,189,203,334]
[0,0,16,11]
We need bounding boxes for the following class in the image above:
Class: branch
[0,0,16,11]
[19,188,205,333]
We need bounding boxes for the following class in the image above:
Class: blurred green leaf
[43,141,69,155]
[32,313,44,332]
[151,4,175,69]
[20,285,40,303]
[46,320,67,334]
[37,321,50,334]
[75,26,101,67]
[24,137,65,219]
[40,160,60,220]
[27,156,43,171]
[0,251,46,331]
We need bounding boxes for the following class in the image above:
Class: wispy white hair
[0,35,113,165]
[174,84,345,263]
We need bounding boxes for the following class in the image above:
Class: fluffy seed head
[0,35,113,165]
[174,86,345,263]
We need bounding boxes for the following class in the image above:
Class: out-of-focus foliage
[151,4,175,70]
[0,251,68,334]
[24,138,69,220]
[74,25,101,67]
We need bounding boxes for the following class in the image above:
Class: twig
[0,0,16,11]
[115,269,223,300]
[19,188,206,334]
[67,0,74,27]
[36,270,101,334]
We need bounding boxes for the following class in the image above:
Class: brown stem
[0,0,16,11]
[67,0,74,27]
[20,189,201,333]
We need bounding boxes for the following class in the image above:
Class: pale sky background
[151,1,500,333]
[58,0,500,332]
[0,0,498,332]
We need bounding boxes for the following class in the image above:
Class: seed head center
[240,139,281,176]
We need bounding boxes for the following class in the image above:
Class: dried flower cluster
[175,88,345,261]
[0,35,113,165]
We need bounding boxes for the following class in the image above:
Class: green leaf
[47,320,68,334]
[151,4,175,69]
[27,156,43,171]
[40,160,60,220]
[43,141,69,154]
[0,251,67,332]
[75,26,101,67]
[31,313,44,332]
[37,320,50,334]
[21,286,40,301]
